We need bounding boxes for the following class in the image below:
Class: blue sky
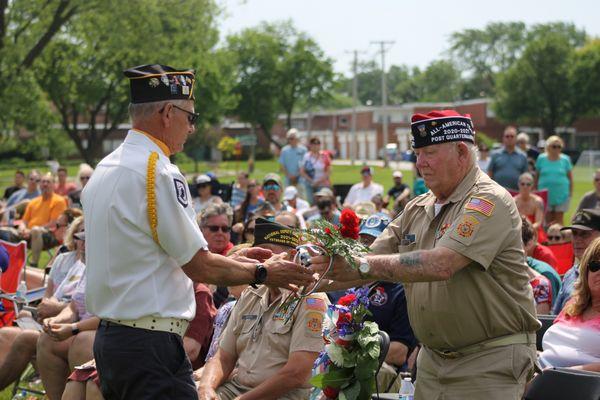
[218,0,600,75]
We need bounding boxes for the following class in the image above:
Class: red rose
[325,227,332,235]
[337,293,356,306]
[323,386,339,398]
[336,311,352,325]
[339,208,360,239]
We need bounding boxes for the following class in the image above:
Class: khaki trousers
[415,344,536,400]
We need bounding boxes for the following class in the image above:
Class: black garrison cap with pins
[123,64,195,104]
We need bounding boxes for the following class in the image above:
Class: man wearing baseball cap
[384,170,411,216]
[311,110,539,399]
[343,166,384,207]
[552,208,600,314]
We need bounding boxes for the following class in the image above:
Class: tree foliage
[495,33,599,137]
[34,0,227,164]
[227,21,334,147]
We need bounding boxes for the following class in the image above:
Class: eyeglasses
[80,176,90,181]
[548,235,562,241]
[263,184,280,191]
[197,183,210,188]
[204,225,230,233]
[159,104,199,125]
[589,260,600,273]
[550,144,562,149]
[310,141,321,145]
[504,135,515,139]
[519,182,533,186]
[29,178,40,182]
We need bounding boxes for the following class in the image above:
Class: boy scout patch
[465,196,495,216]
[456,215,479,238]
[173,178,188,208]
[306,312,323,333]
[305,298,325,311]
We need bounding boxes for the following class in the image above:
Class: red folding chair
[0,240,27,327]
[546,242,575,276]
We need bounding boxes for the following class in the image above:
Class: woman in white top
[539,237,600,372]
[300,137,331,205]
[193,174,222,214]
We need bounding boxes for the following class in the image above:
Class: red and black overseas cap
[410,110,475,149]
[123,64,195,104]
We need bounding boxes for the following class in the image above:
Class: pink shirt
[539,303,600,368]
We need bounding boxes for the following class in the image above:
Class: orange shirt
[22,193,68,228]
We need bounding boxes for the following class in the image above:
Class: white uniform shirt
[82,130,208,321]
[344,182,384,206]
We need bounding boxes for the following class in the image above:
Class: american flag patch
[305,298,325,311]
[465,196,495,216]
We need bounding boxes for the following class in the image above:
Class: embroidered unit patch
[456,215,479,238]
[306,312,323,333]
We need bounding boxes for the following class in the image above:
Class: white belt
[105,316,189,337]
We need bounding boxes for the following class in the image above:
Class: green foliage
[495,31,590,136]
[226,21,334,145]
[32,0,224,164]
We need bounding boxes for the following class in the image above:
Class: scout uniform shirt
[82,130,208,321]
[219,286,329,399]
[371,165,540,351]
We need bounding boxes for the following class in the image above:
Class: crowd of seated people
[1,136,600,399]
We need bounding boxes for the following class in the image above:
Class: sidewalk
[331,159,413,170]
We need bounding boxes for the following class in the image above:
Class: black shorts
[94,320,197,400]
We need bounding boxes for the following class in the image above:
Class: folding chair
[536,314,556,351]
[0,240,27,327]
[524,367,600,400]
[546,242,575,276]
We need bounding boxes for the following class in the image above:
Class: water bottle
[398,377,415,400]
[12,390,27,399]
[16,280,28,306]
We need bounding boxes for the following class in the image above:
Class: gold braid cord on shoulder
[146,151,160,246]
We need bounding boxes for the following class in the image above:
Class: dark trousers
[94,320,198,400]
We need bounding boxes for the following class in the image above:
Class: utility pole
[371,40,394,167]
[345,50,366,165]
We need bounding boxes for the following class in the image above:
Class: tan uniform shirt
[371,166,540,351]
[219,286,329,399]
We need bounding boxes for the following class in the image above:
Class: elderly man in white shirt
[343,166,384,207]
[82,64,314,400]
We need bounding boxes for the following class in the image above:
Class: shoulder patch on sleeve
[456,215,479,238]
[306,311,323,334]
[173,178,188,208]
[465,196,495,216]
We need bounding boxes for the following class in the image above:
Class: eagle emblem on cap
[418,124,427,137]
[148,78,159,88]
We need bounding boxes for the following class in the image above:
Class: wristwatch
[358,257,370,278]
[71,325,80,336]
[251,264,267,288]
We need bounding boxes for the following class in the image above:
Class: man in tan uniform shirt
[199,218,329,400]
[311,110,540,400]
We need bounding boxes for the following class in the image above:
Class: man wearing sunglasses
[552,209,600,314]
[82,64,314,400]
[262,173,293,214]
[487,126,528,190]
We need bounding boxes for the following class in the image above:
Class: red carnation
[339,208,360,239]
[337,293,356,306]
[323,386,339,399]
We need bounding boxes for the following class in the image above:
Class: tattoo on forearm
[368,250,453,282]
[399,253,422,266]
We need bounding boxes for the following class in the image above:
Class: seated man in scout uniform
[198,218,329,400]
